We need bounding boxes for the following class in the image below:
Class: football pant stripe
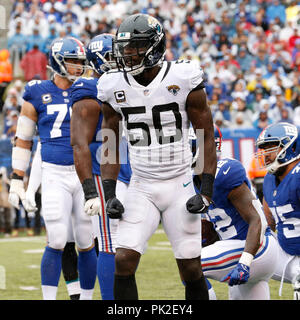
[202,234,270,272]
[95,175,113,253]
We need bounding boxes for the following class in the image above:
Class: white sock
[42,285,58,300]
[208,287,217,300]
[66,280,81,297]
[80,288,94,300]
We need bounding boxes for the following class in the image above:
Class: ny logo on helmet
[284,125,297,136]
[52,42,63,53]
[89,41,103,53]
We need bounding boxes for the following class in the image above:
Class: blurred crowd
[1,0,300,236]
[1,0,300,140]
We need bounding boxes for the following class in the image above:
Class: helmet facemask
[63,58,89,82]
[255,137,299,174]
[114,33,165,76]
[255,143,282,174]
[92,50,116,75]
[49,38,89,82]
[255,122,300,175]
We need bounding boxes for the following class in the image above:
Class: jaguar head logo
[167,85,180,96]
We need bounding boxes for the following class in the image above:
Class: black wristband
[82,178,98,201]
[12,172,23,180]
[102,179,116,202]
[200,173,214,199]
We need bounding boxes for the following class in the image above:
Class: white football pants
[202,233,279,299]
[116,173,202,259]
[41,162,94,250]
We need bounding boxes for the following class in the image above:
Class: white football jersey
[97,60,205,180]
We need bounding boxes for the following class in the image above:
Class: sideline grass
[0,227,293,300]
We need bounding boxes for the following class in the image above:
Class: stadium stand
[1,0,300,233]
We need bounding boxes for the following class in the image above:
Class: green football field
[0,227,293,300]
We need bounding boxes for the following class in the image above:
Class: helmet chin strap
[267,160,281,174]
[128,64,145,76]
[52,70,78,83]
[66,74,78,82]
[268,154,300,174]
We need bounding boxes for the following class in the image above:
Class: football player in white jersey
[97,14,217,300]
[256,122,300,299]
[8,37,97,300]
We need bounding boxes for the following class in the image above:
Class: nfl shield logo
[273,190,277,197]
[144,89,150,96]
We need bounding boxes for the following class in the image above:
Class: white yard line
[148,246,172,251]
[27,265,40,269]
[0,236,46,243]
[23,249,44,254]
[19,286,39,291]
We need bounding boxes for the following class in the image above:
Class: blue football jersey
[195,158,250,240]
[71,77,103,176]
[71,77,132,183]
[263,162,300,255]
[23,79,74,165]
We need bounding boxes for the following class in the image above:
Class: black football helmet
[113,13,166,75]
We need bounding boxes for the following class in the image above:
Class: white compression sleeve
[12,146,32,172]
[27,142,42,193]
[15,115,37,141]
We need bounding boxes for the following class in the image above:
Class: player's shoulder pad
[26,79,43,88]
[74,76,96,84]
[172,59,204,79]
[291,162,300,176]
[71,76,99,105]
[215,158,246,187]
[97,70,123,103]
[171,59,205,91]
[72,76,98,89]
[23,79,45,102]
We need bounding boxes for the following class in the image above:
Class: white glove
[84,197,102,216]
[8,179,26,210]
[24,188,38,213]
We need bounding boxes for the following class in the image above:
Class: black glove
[106,197,124,219]
[102,179,124,219]
[186,194,210,214]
